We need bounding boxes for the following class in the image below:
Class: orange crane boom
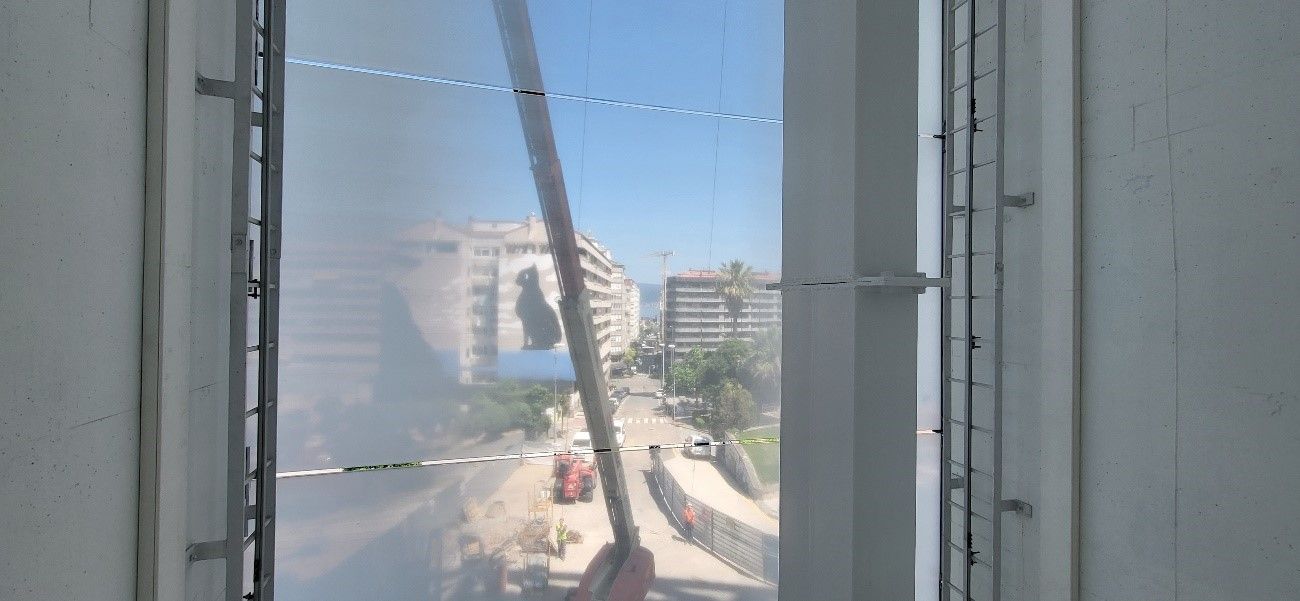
[490,2,654,600]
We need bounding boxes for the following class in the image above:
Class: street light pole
[647,250,672,389]
[667,344,677,399]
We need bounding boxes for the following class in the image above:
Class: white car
[613,419,626,447]
[683,434,714,459]
[570,431,593,454]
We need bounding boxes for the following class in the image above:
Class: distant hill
[639,283,661,318]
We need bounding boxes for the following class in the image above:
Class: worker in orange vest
[682,502,697,543]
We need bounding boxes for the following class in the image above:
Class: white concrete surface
[785,1,1299,599]
[1075,1,1300,599]
[1037,0,1082,599]
[994,0,1300,599]
[781,1,918,600]
[0,1,149,599]
[980,3,1048,599]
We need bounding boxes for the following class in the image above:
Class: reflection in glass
[286,0,783,121]
[279,1,782,598]
[276,445,777,601]
[918,0,943,598]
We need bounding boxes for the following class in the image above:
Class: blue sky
[281,0,783,284]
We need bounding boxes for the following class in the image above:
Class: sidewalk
[661,456,779,535]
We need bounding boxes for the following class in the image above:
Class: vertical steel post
[251,0,284,598]
[942,0,1011,597]
[961,0,978,597]
[991,0,1009,596]
[939,0,956,597]
[224,0,254,598]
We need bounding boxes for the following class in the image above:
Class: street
[554,373,776,600]
[274,373,777,601]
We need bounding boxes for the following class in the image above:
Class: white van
[613,419,626,447]
[570,431,593,454]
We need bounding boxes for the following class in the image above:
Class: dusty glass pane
[276,447,778,600]
[279,1,782,596]
[285,1,591,97]
[279,69,781,469]
[918,0,943,598]
[286,0,782,120]
[278,67,593,472]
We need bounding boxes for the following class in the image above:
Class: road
[274,373,776,601]
[559,373,777,601]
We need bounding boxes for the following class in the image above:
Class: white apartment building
[276,215,635,389]
[607,267,642,364]
[391,214,623,383]
[624,277,641,342]
[609,265,628,359]
[664,269,781,357]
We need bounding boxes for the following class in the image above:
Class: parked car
[683,434,713,459]
[613,419,626,447]
[570,431,593,454]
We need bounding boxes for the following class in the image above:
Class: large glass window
[277,2,782,599]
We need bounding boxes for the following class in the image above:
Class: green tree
[460,382,553,440]
[711,378,757,436]
[715,260,755,338]
[669,359,699,397]
[622,345,638,366]
[518,384,553,439]
[465,402,514,439]
[743,325,781,407]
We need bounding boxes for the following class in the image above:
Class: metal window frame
[940,0,1014,598]
[192,0,283,599]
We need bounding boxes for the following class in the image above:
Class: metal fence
[650,451,779,585]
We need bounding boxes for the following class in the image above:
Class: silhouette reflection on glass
[514,264,563,350]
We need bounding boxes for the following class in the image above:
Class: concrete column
[781,2,919,599]
[1038,0,1081,598]
[138,0,201,599]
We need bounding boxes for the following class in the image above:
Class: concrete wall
[1076,0,1300,599]
[997,0,1046,594]
[0,1,149,599]
[992,0,1300,599]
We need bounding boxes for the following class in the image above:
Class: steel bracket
[766,271,949,293]
[1000,193,1035,207]
[195,75,237,99]
[188,540,226,562]
[999,498,1033,517]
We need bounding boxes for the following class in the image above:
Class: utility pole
[646,251,673,387]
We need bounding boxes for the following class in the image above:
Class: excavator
[491,2,655,601]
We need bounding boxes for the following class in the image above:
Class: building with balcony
[607,267,643,365]
[624,277,641,342]
[664,269,781,356]
[390,214,625,383]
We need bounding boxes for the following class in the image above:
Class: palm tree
[746,326,781,407]
[715,260,755,339]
